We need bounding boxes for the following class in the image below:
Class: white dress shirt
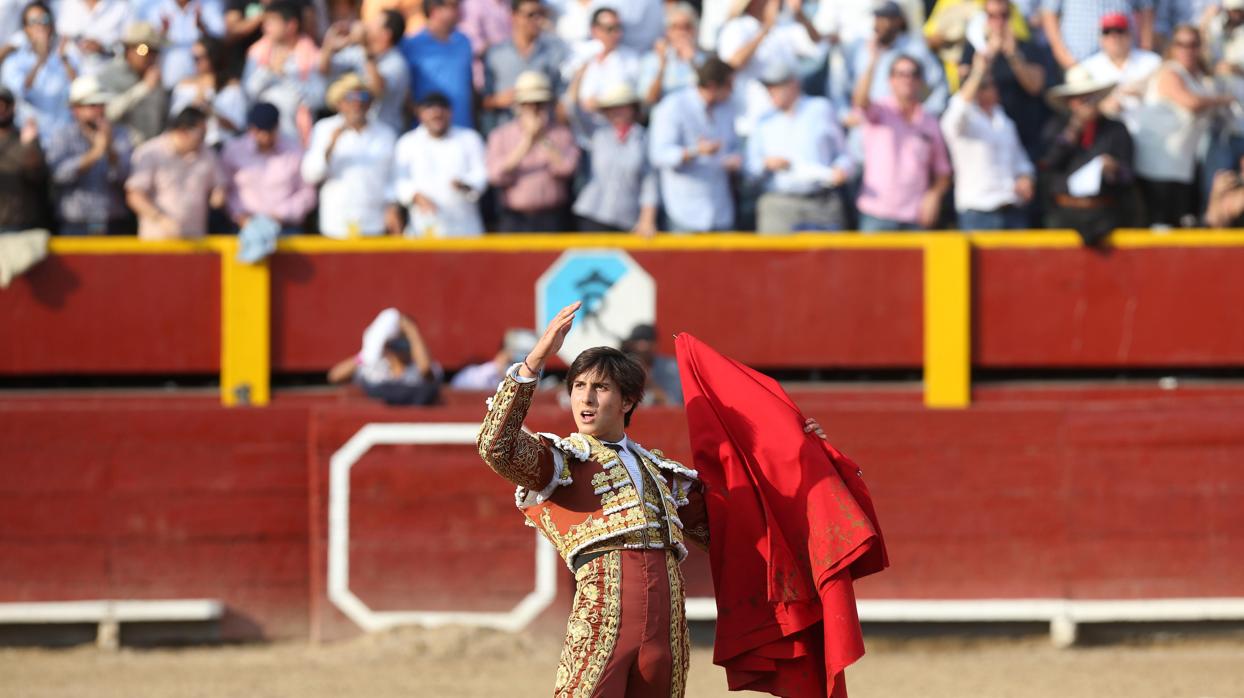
[940,94,1034,213]
[566,42,641,106]
[393,125,487,238]
[300,115,397,238]
[55,0,132,76]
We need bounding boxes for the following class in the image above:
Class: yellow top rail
[37,228,1244,410]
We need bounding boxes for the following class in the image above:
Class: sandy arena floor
[2,628,1242,698]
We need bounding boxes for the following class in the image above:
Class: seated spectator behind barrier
[941,50,1034,230]
[647,56,739,232]
[718,0,829,136]
[565,7,640,122]
[853,50,951,232]
[1206,155,1244,226]
[400,0,474,128]
[636,2,704,108]
[620,323,682,406]
[746,63,853,234]
[98,22,169,145]
[393,91,487,237]
[1079,13,1162,126]
[125,106,226,239]
[449,327,538,390]
[567,81,657,235]
[485,70,579,232]
[958,0,1050,161]
[836,1,945,123]
[481,0,567,134]
[1,1,74,144]
[46,75,135,236]
[242,0,324,145]
[221,102,316,234]
[1132,24,1231,226]
[0,85,48,233]
[143,0,226,90]
[55,0,132,77]
[320,9,411,134]
[301,73,399,237]
[328,307,442,406]
[1039,65,1135,246]
[169,37,247,149]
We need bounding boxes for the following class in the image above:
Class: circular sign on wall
[536,249,656,364]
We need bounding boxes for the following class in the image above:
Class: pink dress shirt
[485,120,580,212]
[221,134,318,226]
[855,97,952,225]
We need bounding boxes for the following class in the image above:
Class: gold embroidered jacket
[477,371,710,568]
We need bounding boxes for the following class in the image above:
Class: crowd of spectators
[5,0,1244,243]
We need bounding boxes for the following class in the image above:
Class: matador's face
[569,368,633,442]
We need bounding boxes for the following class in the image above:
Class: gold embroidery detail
[554,551,622,698]
[477,376,547,490]
[600,486,641,513]
[668,551,689,698]
[591,466,631,493]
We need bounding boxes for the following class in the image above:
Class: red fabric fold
[675,333,889,698]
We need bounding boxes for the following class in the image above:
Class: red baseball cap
[1100,12,1130,31]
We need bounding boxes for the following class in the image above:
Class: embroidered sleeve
[477,371,555,491]
[677,479,710,551]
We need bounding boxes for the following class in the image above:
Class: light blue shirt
[647,87,739,232]
[0,47,74,144]
[746,96,854,196]
[832,33,947,117]
[572,122,658,230]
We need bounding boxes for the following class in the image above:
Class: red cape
[675,333,888,698]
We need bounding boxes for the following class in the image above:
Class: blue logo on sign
[538,252,630,338]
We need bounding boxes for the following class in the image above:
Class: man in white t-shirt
[1078,12,1161,127]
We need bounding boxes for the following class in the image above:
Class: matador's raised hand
[519,301,581,378]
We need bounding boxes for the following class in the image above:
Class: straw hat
[1045,65,1116,110]
[513,71,553,104]
[326,73,368,111]
[596,82,639,109]
[69,75,110,106]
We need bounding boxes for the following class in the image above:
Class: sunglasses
[986,11,1009,19]
[345,89,373,102]
[669,21,693,30]
[25,13,51,26]
[891,69,920,78]
[518,8,543,18]
[1101,27,1129,35]
[595,23,622,33]
[1173,39,1201,48]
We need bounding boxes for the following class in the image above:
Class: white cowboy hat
[1046,64,1116,110]
[69,75,110,106]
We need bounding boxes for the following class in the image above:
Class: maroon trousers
[553,550,689,698]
